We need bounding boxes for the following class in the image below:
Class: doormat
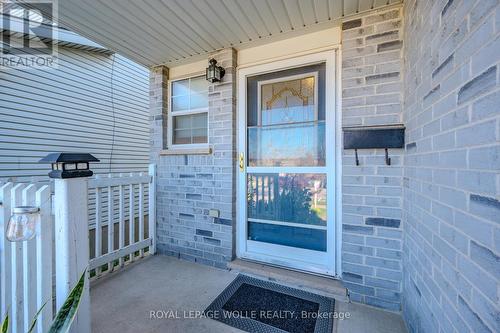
[204,274,335,333]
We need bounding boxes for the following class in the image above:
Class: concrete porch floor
[90,255,407,333]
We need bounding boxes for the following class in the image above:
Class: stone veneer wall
[402,0,499,332]
[340,6,405,311]
[150,49,237,269]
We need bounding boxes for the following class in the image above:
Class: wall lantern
[6,206,40,242]
[206,58,225,83]
[39,152,100,179]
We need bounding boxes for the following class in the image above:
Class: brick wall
[402,0,499,332]
[149,65,169,161]
[148,2,499,321]
[151,48,237,269]
[341,6,405,311]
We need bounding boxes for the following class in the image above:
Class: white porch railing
[0,164,156,333]
[88,164,156,279]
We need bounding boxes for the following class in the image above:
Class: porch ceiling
[46,0,402,67]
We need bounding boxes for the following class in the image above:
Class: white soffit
[46,0,402,67]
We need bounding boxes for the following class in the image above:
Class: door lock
[239,152,244,172]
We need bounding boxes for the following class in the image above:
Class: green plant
[47,269,86,333]
[1,269,86,333]
[1,313,8,333]
[27,302,48,333]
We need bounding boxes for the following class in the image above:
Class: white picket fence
[0,183,52,333]
[0,164,156,332]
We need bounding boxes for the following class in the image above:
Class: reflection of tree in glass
[247,177,256,213]
[279,175,325,225]
[247,174,325,226]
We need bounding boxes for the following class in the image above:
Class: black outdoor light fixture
[39,152,100,178]
[206,58,225,83]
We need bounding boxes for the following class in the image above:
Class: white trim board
[165,27,342,78]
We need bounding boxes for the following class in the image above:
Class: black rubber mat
[205,274,335,333]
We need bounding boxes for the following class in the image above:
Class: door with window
[237,52,338,276]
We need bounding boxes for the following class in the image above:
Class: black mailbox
[343,125,405,166]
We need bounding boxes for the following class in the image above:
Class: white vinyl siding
[0,46,149,182]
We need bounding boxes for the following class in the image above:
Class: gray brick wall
[402,0,499,332]
[149,65,169,162]
[151,48,237,269]
[147,2,499,323]
[341,6,405,311]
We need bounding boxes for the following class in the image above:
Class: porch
[1,0,498,332]
[90,255,407,333]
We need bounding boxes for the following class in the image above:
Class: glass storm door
[238,58,336,276]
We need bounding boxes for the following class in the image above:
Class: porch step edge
[228,259,349,302]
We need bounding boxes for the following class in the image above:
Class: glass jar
[6,206,39,242]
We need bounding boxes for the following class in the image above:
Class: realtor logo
[0,0,58,68]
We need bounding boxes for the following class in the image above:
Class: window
[169,75,209,146]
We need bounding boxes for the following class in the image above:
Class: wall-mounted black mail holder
[343,125,405,166]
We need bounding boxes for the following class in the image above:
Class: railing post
[118,177,125,267]
[0,182,13,332]
[148,164,156,255]
[35,185,52,333]
[54,178,90,332]
[94,176,102,276]
[39,153,99,333]
[107,174,114,272]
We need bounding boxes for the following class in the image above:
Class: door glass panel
[247,173,326,226]
[247,71,325,167]
[244,63,329,259]
[248,222,326,251]
[260,76,315,125]
[248,122,325,167]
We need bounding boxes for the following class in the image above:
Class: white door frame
[236,49,342,277]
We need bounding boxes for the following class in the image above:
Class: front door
[237,52,338,276]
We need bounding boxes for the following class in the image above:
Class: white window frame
[167,75,209,149]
